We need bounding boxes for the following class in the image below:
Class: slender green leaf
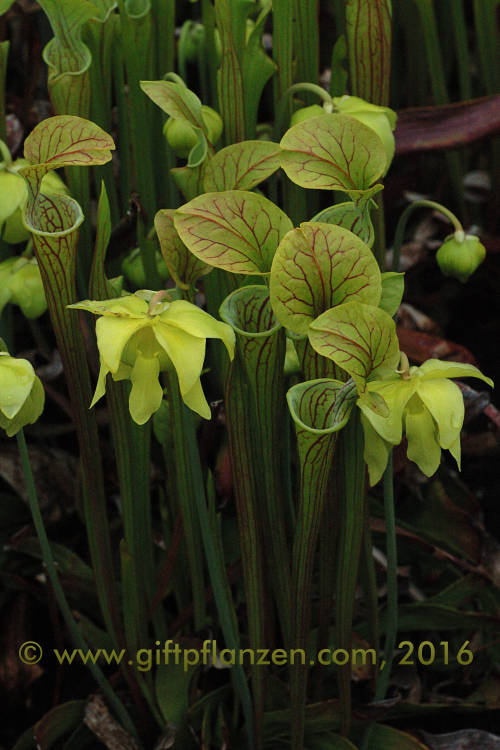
[155,656,196,725]
[34,701,85,750]
[240,2,276,137]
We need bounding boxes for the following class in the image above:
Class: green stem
[375,453,397,700]
[0,41,9,142]
[447,0,472,101]
[220,287,291,646]
[112,50,131,213]
[164,367,206,631]
[372,191,386,270]
[392,198,463,272]
[290,430,338,750]
[201,0,218,109]
[225,356,267,749]
[86,19,120,227]
[360,454,396,750]
[214,0,246,143]
[335,411,365,736]
[116,0,159,287]
[153,0,175,77]
[312,491,338,699]
[286,378,356,750]
[272,0,293,127]
[184,412,255,750]
[16,429,138,740]
[413,0,464,211]
[292,0,319,101]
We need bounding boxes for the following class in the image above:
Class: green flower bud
[0,256,17,314]
[178,22,222,65]
[163,106,223,158]
[121,247,169,289]
[179,20,206,62]
[0,351,45,436]
[7,257,47,318]
[0,154,69,244]
[436,231,486,283]
[290,104,326,128]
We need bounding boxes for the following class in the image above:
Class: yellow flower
[69,291,235,425]
[0,256,47,318]
[0,351,45,436]
[358,358,494,485]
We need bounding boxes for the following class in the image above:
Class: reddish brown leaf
[397,327,477,365]
[395,95,500,156]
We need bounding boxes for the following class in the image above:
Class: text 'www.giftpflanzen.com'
[18,639,474,673]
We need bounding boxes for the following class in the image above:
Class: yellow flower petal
[418,359,494,389]
[404,395,442,476]
[69,295,148,318]
[181,377,211,420]
[90,360,110,408]
[448,434,461,471]
[416,379,463,449]
[0,355,36,419]
[159,300,235,358]
[128,353,163,425]
[358,378,416,444]
[153,322,205,396]
[95,316,148,372]
[360,414,392,486]
[1,376,45,436]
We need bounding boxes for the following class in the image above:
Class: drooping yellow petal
[153,321,205,396]
[0,355,36,419]
[159,300,235,358]
[181,377,211,420]
[448,434,461,471]
[90,360,110,408]
[360,413,392,486]
[416,378,463,449]
[1,376,45,436]
[69,295,148,319]
[128,353,163,425]
[95,316,148,372]
[404,395,442,476]
[358,378,416,444]
[417,359,494,388]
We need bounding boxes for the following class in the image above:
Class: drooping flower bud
[163,106,223,158]
[436,231,486,283]
[121,247,168,289]
[290,104,327,128]
[0,147,69,244]
[0,350,45,436]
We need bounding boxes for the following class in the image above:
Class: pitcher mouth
[22,192,84,238]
